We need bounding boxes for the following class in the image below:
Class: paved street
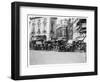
[29,50,86,65]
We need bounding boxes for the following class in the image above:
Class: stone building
[29,17,51,41]
[29,16,86,42]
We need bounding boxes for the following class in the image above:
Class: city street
[29,50,86,65]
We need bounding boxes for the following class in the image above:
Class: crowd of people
[30,38,86,52]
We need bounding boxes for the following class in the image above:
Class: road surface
[29,50,86,65]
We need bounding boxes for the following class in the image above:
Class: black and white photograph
[28,15,87,65]
[11,2,97,80]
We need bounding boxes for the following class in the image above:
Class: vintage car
[30,35,46,50]
[72,35,86,52]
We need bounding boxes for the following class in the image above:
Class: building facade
[29,16,86,43]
